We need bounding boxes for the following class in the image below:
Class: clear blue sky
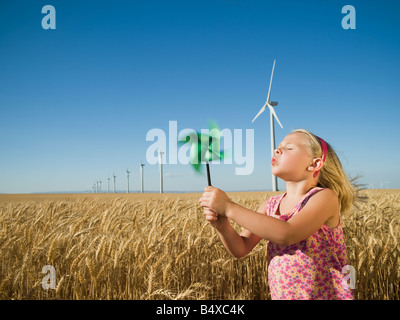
[1,0,399,193]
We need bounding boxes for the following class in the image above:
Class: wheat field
[0,190,399,300]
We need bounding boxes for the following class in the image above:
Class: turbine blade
[266,59,276,104]
[267,103,283,129]
[251,104,267,123]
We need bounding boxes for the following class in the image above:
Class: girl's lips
[271,157,277,165]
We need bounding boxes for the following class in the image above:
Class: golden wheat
[0,190,399,300]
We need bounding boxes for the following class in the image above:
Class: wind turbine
[140,162,145,193]
[107,177,111,193]
[252,59,283,192]
[158,149,164,193]
[113,173,116,193]
[126,169,130,193]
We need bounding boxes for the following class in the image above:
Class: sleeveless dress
[265,187,354,300]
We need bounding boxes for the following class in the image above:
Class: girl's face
[271,132,314,181]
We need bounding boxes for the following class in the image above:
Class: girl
[198,129,359,300]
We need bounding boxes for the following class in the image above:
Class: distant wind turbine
[252,59,283,192]
[140,162,145,194]
[126,169,130,193]
[113,173,116,193]
[158,149,164,193]
[107,177,111,193]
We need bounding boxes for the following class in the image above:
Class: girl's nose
[274,148,281,155]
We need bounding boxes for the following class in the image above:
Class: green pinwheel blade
[204,121,225,162]
[178,121,230,173]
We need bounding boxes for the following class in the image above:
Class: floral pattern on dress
[266,187,354,300]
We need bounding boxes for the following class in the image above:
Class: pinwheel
[178,121,227,186]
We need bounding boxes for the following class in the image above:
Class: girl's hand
[198,186,233,217]
[203,207,229,231]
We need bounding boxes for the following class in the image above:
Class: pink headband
[313,136,328,178]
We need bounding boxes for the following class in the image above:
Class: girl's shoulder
[304,188,340,228]
[308,187,338,201]
[301,187,338,208]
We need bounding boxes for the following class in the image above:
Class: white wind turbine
[158,149,164,194]
[252,59,283,192]
[126,169,130,193]
[113,173,116,193]
[140,162,145,194]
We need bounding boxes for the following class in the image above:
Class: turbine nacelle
[251,102,283,129]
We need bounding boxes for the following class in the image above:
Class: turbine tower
[140,162,145,193]
[126,169,130,193]
[252,59,283,192]
[113,173,116,193]
[107,177,111,193]
[158,149,164,193]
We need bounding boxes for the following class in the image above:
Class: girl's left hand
[198,186,232,217]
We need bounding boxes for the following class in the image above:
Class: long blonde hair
[293,129,363,214]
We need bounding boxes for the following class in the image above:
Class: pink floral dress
[265,187,354,300]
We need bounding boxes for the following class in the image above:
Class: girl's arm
[200,186,339,247]
[202,200,267,258]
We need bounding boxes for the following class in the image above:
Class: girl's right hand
[203,207,229,231]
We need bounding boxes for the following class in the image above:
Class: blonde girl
[198,129,360,300]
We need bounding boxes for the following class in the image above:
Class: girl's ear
[308,158,324,174]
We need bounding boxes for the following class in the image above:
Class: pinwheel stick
[206,162,211,186]
[206,135,212,186]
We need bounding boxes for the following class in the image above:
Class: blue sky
[1,0,399,193]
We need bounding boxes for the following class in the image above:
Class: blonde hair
[293,129,364,214]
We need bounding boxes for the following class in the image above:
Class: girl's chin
[271,167,279,174]
[271,171,281,179]
[271,169,285,180]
